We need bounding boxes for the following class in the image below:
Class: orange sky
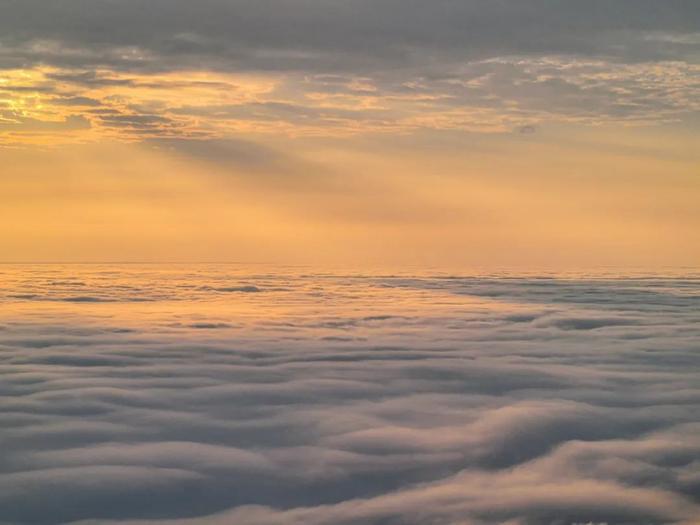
[1,3,699,268]
[3,122,698,267]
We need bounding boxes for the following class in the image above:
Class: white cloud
[0,266,699,523]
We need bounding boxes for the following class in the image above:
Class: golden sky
[1,2,699,268]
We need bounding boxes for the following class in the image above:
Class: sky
[1,0,699,267]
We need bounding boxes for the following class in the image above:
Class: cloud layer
[3,1,700,70]
[1,1,699,144]
[1,265,699,524]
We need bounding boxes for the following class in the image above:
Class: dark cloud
[187,323,234,330]
[1,1,699,73]
[0,1,698,145]
[145,139,289,172]
[60,296,116,303]
[537,316,643,330]
[51,96,102,107]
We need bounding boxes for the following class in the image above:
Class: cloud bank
[1,265,699,524]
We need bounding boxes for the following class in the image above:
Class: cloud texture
[1,265,699,524]
[1,1,699,144]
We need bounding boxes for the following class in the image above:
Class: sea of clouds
[1,265,699,525]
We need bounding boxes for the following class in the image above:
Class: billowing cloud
[1,265,699,524]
